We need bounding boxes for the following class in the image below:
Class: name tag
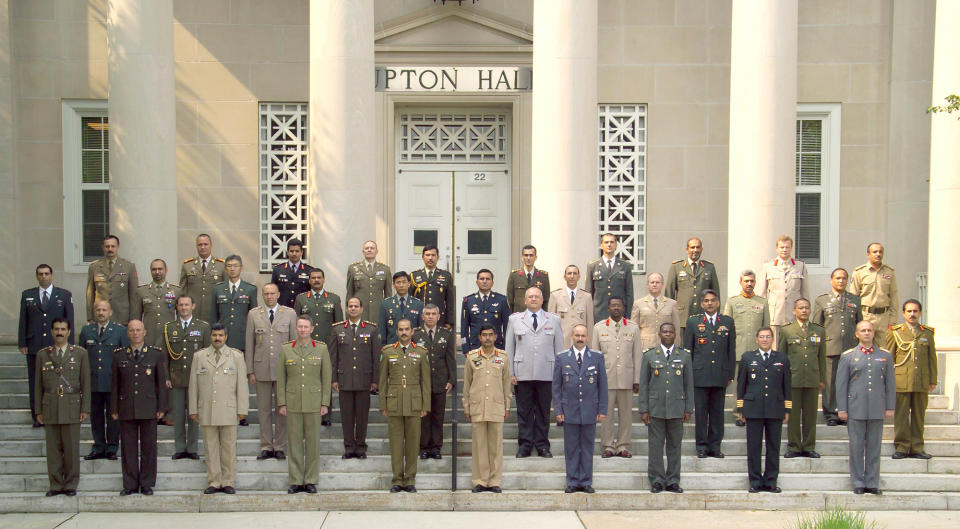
[587,365,596,371]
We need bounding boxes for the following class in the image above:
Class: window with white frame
[259,103,309,272]
[62,100,110,271]
[795,103,840,270]
[598,104,647,273]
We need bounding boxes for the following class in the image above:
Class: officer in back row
[586,233,634,322]
[812,267,861,426]
[329,297,381,459]
[412,305,456,459]
[272,238,314,309]
[86,234,138,325]
[410,245,456,328]
[79,300,128,461]
[132,259,180,348]
[380,272,423,344]
[179,234,225,324]
[461,268,510,350]
[848,243,898,345]
[345,240,392,323]
[667,237,720,335]
[506,244,550,313]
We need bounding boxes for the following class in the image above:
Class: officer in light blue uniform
[553,324,608,493]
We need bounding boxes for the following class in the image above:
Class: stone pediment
[375,8,532,49]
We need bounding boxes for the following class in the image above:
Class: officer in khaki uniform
[463,325,512,493]
[885,300,937,459]
[294,269,343,343]
[723,271,770,425]
[412,305,456,459]
[345,240,392,323]
[547,265,593,348]
[757,235,809,342]
[586,234,634,322]
[410,245,456,328]
[506,245,551,312]
[132,259,180,347]
[812,268,862,425]
[179,234,225,324]
[277,317,332,493]
[329,297,381,458]
[211,255,258,352]
[848,243,898,344]
[35,318,90,496]
[164,295,211,459]
[379,319,431,492]
[86,235,138,325]
[666,237,720,334]
[631,272,681,350]
[777,299,826,458]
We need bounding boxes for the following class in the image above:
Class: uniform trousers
[90,391,119,454]
[847,418,883,488]
[387,415,420,486]
[746,418,782,489]
[419,392,447,453]
[256,380,287,451]
[201,424,237,488]
[44,423,80,491]
[600,388,633,453]
[694,386,725,453]
[647,417,683,487]
[470,421,504,487]
[26,354,38,420]
[787,387,819,453]
[894,392,928,454]
[170,388,199,453]
[515,380,552,453]
[339,390,371,454]
[119,419,157,490]
[562,422,596,487]
[821,356,841,420]
[286,411,320,485]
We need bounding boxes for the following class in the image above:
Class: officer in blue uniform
[553,324,608,493]
[460,269,509,350]
[78,300,129,460]
[271,238,314,309]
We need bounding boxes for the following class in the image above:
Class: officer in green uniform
[132,259,181,348]
[277,316,332,494]
[294,268,343,342]
[666,237,720,334]
[412,305,456,459]
[811,268,861,426]
[380,319,431,493]
[410,245,456,328]
[86,235,138,325]
[345,240,392,323]
[380,272,423,344]
[163,294,211,459]
[505,244,551,313]
[585,233,634,321]
[777,298,826,458]
[885,299,937,459]
[179,234,226,324]
[35,318,90,496]
[211,255,258,352]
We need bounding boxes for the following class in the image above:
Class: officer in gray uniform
[638,322,693,493]
[812,267,862,425]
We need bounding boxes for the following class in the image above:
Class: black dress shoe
[431,452,442,459]
[783,450,802,458]
[697,450,708,458]
[106,452,118,461]
[837,419,848,425]
[390,485,403,493]
[120,488,137,496]
[204,486,219,494]
[472,485,485,493]
[45,490,60,497]
[911,452,933,459]
[866,488,882,495]
[665,484,683,493]
[826,418,839,426]
[749,486,761,493]
[767,486,782,493]
[257,450,274,460]
[84,451,105,461]
[892,451,908,459]
[650,482,663,493]
[356,453,367,459]
[538,449,553,458]
[187,452,199,460]
[489,486,502,493]
[274,451,286,460]
[141,487,153,495]
[806,451,821,458]
[304,484,317,494]
[405,485,417,493]
[221,486,236,494]
[853,487,865,494]
[710,452,725,458]
[419,451,429,460]
[583,486,595,493]
[288,485,302,494]
[735,419,745,427]
[564,485,577,493]
[171,452,187,460]
[322,419,332,426]
[342,452,356,459]
[239,418,249,426]
[516,450,531,458]
[63,490,76,496]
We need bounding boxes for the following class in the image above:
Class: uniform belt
[57,386,79,396]
[866,306,888,315]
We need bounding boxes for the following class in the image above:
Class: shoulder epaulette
[890,323,903,331]
[921,324,934,333]
[283,340,295,345]
[183,258,194,263]
[540,270,550,275]
[149,345,162,351]
[510,268,522,274]
[113,346,127,352]
[886,264,895,271]
[671,259,683,264]
[363,320,378,327]
[215,258,225,263]
[587,258,601,265]
[853,263,868,271]
[332,320,346,327]
[700,259,712,265]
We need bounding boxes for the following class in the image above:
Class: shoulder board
[332,320,346,327]
[700,259,712,265]
[510,268,522,274]
[381,344,394,351]
[671,259,683,264]
[137,283,152,288]
[68,345,76,351]
[363,320,378,327]
[283,340,295,345]
[183,258,194,263]
[214,258,224,263]
[921,324,934,333]
[549,288,564,294]
[890,323,904,331]
[113,346,126,352]
[886,264,895,271]
[539,270,549,275]
[842,349,855,355]
[43,346,54,352]
[853,263,868,271]
[587,258,601,265]
[148,346,162,351]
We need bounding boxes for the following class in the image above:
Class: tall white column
[0,0,16,340]
[530,0,598,280]
[726,1,798,296]
[107,0,177,273]
[308,0,375,291]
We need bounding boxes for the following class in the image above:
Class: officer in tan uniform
[666,237,720,335]
[778,299,826,458]
[849,243,898,344]
[547,264,593,348]
[163,294,210,460]
[722,270,770,425]
[506,244,551,312]
[179,234,226,325]
[132,259,180,347]
[591,297,643,458]
[757,235,809,343]
[345,240,392,323]
[885,299,937,460]
[631,272,681,350]
[463,324,512,493]
[812,267,862,425]
[86,234,138,325]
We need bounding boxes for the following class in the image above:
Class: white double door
[396,167,511,322]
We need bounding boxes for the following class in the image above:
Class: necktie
[107,260,114,275]
[182,320,188,332]
[527,272,532,284]
[367,263,373,274]
[351,323,358,338]
[134,349,141,362]
[665,348,671,360]
[691,261,697,275]
[399,297,406,314]
[532,313,538,331]
[762,352,769,362]
[615,321,621,330]
[215,349,222,364]
[231,284,236,296]
[429,329,434,342]
[58,348,64,360]
[269,309,275,324]
[202,260,207,274]
[402,345,408,354]
[98,326,104,339]
[570,291,575,305]
[42,290,49,306]
[654,297,659,310]
[577,351,583,368]
[608,260,613,272]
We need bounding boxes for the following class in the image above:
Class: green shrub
[790,507,881,529]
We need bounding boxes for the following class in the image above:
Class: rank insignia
[654,369,659,376]
[676,369,681,376]
[698,324,706,332]
[589,377,594,384]
[146,368,152,376]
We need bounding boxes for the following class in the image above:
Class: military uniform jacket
[506,310,564,382]
[589,318,643,389]
[378,295,423,344]
[547,287,594,348]
[737,350,792,419]
[836,345,896,420]
[885,324,937,393]
[379,343,431,417]
[18,286,74,354]
[666,259,720,323]
[164,318,211,388]
[34,345,91,424]
[110,346,169,421]
[637,346,695,419]
[294,289,343,342]
[78,321,130,393]
[460,291,510,350]
[86,257,138,323]
[412,326,457,393]
[276,340,332,413]
[462,348,512,422]
[179,257,225,323]
[244,305,297,381]
[506,268,551,313]
[848,263,898,319]
[585,258,634,321]
[630,295,681,350]
[132,282,181,347]
[272,261,314,309]
[812,291,862,357]
[188,346,249,426]
[552,348,609,425]
[329,320,381,390]
[722,294,771,356]
[683,313,736,387]
[777,321,826,388]
[345,260,392,322]
[410,268,456,327]
[757,258,809,326]
[211,280,258,351]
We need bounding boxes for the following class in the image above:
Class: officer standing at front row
[885,299,937,460]
[463,325,512,493]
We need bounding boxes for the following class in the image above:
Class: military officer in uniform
[345,240,392,323]
[329,297,381,459]
[548,264,594,348]
[163,294,210,460]
[590,297,642,458]
[460,269,510,351]
[885,300,937,460]
[553,324,608,493]
[666,237,720,336]
[277,316,332,494]
[271,238,314,309]
[412,305,456,459]
[86,234,138,325]
[410,245,456,328]
[722,270,770,425]
[837,321,896,495]
[849,243,898,344]
[380,319,431,492]
[778,299,826,458]
[506,244,551,312]
[79,300,129,460]
[737,327,791,493]
[757,235,809,343]
[211,254,258,352]
[132,259,180,347]
[463,325,512,493]
[36,318,90,497]
[631,272,680,350]
[294,268,343,342]
[380,272,423,344]
[110,320,168,495]
[586,233,634,322]
[178,234,225,324]
[19,264,74,427]
[812,267,862,425]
